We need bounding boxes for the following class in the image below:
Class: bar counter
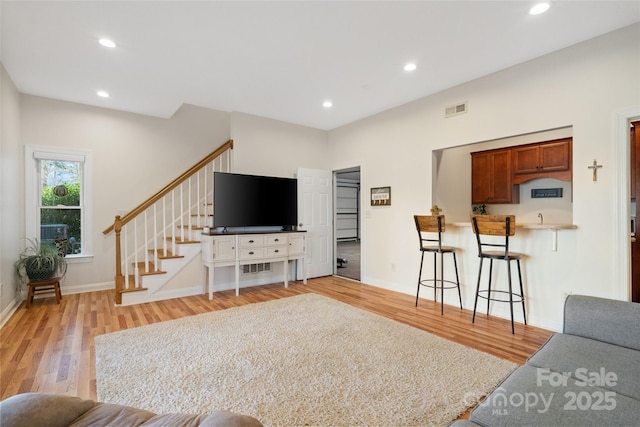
[449,221,576,251]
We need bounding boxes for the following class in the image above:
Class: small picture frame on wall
[371,186,391,206]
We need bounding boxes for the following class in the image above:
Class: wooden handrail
[103,139,233,235]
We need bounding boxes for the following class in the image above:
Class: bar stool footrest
[419,279,460,290]
[476,289,524,304]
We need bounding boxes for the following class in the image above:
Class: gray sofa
[456,294,640,426]
[0,393,263,427]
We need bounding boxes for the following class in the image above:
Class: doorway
[335,167,361,281]
[631,120,639,302]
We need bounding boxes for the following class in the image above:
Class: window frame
[25,145,93,263]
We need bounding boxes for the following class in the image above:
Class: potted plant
[15,238,67,282]
[472,204,488,215]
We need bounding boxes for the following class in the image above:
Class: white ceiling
[2,1,639,130]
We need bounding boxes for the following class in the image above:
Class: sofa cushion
[563,295,640,351]
[138,413,210,426]
[70,404,263,427]
[526,333,640,401]
[69,401,156,426]
[0,393,264,427]
[141,411,262,426]
[199,410,264,427]
[0,393,96,427]
[470,364,640,427]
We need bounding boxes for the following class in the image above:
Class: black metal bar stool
[414,215,463,314]
[470,214,526,334]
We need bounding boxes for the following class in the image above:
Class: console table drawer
[266,245,287,257]
[266,235,287,245]
[239,235,265,248]
[239,248,266,260]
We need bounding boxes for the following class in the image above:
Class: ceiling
[2,1,639,131]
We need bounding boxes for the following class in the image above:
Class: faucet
[538,213,543,225]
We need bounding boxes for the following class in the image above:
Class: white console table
[201,231,306,299]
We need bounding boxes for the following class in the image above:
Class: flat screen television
[213,172,298,229]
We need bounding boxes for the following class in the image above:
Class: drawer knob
[274,238,279,242]
[274,249,279,253]
[249,251,254,255]
[249,240,254,243]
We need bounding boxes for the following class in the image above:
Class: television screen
[213,172,298,228]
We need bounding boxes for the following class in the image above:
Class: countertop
[450,222,577,230]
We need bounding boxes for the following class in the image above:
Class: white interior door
[297,168,333,278]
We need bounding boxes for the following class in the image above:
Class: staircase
[103,140,233,305]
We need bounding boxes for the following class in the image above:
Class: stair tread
[120,275,148,292]
[140,270,166,276]
[166,237,199,244]
[149,249,184,259]
[133,261,167,275]
[119,287,149,294]
[176,224,205,230]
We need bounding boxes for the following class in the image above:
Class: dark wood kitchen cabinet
[512,138,572,184]
[471,148,519,204]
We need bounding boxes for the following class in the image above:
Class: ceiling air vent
[445,102,468,118]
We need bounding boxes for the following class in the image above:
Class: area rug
[95,293,517,426]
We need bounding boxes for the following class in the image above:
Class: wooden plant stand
[26,277,62,308]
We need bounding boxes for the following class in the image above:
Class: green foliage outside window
[42,182,80,207]
[41,182,81,253]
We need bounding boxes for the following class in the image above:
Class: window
[25,146,93,260]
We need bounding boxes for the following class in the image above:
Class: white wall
[231,111,328,178]
[1,63,23,324]
[19,98,231,294]
[327,23,640,331]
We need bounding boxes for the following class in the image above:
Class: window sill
[64,254,94,264]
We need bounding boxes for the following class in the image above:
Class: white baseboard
[0,297,21,329]
[60,281,113,295]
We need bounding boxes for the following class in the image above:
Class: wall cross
[588,160,603,181]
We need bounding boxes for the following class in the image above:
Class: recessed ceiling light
[99,38,116,48]
[404,63,417,72]
[529,2,550,15]
[323,100,333,108]
[97,90,110,98]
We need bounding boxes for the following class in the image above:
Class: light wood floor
[1,276,553,412]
